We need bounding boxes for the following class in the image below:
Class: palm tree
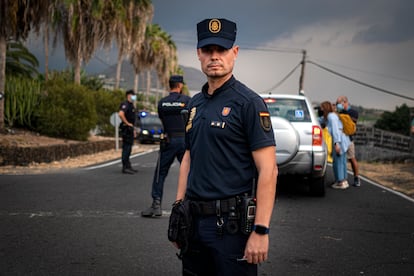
[0,0,47,131]
[130,24,178,103]
[52,0,104,85]
[153,29,178,90]
[112,0,153,90]
[6,40,39,78]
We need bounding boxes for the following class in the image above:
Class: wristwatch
[252,224,269,235]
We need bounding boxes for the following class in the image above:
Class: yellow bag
[339,113,356,136]
[322,127,333,163]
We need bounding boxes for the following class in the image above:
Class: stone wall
[353,126,413,162]
[0,140,115,166]
[355,144,413,162]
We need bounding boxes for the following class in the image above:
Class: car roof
[259,93,307,100]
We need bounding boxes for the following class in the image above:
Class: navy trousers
[182,215,257,276]
[151,137,185,201]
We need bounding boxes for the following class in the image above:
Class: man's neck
[207,74,232,95]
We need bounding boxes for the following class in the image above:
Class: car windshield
[264,98,311,122]
[141,116,162,126]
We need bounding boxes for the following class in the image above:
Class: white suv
[260,94,327,196]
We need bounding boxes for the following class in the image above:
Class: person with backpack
[336,96,360,187]
[320,101,351,189]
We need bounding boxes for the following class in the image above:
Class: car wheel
[309,175,326,197]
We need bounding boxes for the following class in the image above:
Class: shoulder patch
[259,111,271,132]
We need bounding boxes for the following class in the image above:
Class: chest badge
[221,107,231,116]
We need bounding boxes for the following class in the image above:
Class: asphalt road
[1,151,413,275]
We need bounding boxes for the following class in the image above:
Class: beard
[203,63,232,79]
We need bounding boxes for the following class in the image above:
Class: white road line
[327,163,414,204]
[2,210,171,218]
[358,174,414,204]
[84,148,158,170]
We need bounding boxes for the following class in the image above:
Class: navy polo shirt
[119,100,136,124]
[158,92,191,136]
[185,76,276,200]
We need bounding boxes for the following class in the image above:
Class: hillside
[96,62,205,92]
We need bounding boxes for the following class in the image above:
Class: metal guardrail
[354,125,412,153]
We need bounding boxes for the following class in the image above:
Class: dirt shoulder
[0,129,158,174]
[355,162,414,198]
[1,130,413,199]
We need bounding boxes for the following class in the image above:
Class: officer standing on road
[172,18,278,275]
[119,90,138,174]
[141,75,191,217]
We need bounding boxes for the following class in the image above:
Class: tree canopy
[375,104,411,136]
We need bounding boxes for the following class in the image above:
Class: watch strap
[252,224,269,235]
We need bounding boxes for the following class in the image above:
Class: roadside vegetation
[0,0,183,138]
[0,1,411,142]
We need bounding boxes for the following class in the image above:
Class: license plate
[153,134,160,138]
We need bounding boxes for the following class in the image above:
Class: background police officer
[141,76,191,217]
[173,18,278,275]
[118,90,137,174]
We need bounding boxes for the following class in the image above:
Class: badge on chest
[210,121,226,128]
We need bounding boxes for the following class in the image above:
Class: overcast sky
[30,0,414,111]
[148,0,414,111]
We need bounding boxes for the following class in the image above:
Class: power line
[307,60,414,101]
[260,62,302,93]
[241,46,303,54]
[313,58,414,83]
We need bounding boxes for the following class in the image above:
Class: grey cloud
[152,0,413,46]
[353,1,414,43]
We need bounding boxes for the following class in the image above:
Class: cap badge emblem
[209,19,221,33]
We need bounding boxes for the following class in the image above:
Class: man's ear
[197,48,202,60]
[232,45,239,59]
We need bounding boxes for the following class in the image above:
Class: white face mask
[131,95,137,101]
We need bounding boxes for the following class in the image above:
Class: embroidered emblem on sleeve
[259,111,272,132]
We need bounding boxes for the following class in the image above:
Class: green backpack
[339,113,356,136]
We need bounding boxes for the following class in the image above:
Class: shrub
[4,76,42,129]
[93,89,124,136]
[375,104,410,136]
[35,79,97,141]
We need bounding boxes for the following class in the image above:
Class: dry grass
[357,161,414,197]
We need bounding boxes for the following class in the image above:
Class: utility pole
[299,50,307,95]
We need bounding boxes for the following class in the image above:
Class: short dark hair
[169,81,181,90]
[125,89,135,96]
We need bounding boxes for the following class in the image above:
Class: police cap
[197,18,237,49]
[169,75,184,84]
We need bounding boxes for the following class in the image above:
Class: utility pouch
[159,133,169,151]
[168,199,193,257]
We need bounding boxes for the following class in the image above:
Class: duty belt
[191,197,238,216]
[168,132,185,137]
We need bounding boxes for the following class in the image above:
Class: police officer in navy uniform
[118,89,137,174]
[172,18,278,275]
[141,76,191,217]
